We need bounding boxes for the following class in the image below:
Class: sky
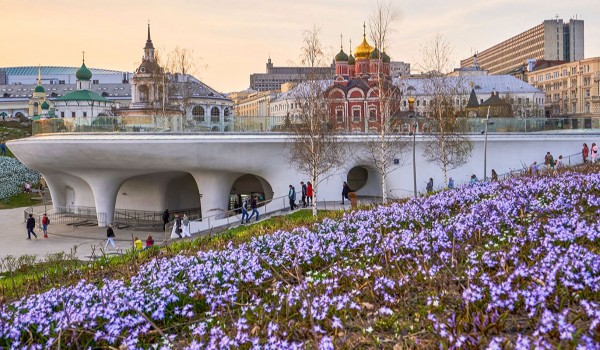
[1,0,598,92]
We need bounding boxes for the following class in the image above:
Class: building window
[59,80,65,84]
[369,108,376,121]
[71,112,76,117]
[61,112,64,118]
[192,106,205,116]
[92,80,99,84]
[336,108,343,123]
[352,107,361,122]
[83,112,87,117]
[211,107,220,122]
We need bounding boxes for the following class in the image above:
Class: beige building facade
[461,19,584,75]
[527,57,600,116]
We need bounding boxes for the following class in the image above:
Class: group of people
[582,143,598,163]
[241,195,259,224]
[25,213,50,240]
[288,181,314,210]
[104,223,155,251]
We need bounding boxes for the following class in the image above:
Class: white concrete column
[87,178,123,227]
[190,171,239,218]
[42,172,66,212]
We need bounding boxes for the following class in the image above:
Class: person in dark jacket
[341,181,350,204]
[162,209,170,231]
[104,223,118,250]
[300,182,307,208]
[175,214,182,238]
[26,214,37,240]
[426,178,433,193]
[247,196,260,223]
[288,185,298,210]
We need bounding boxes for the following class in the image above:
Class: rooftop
[0,66,130,76]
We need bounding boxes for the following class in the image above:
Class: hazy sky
[1,0,598,92]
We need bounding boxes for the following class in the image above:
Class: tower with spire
[28,65,49,117]
[130,22,165,108]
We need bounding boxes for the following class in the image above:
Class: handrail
[496,151,582,180]
[165,195,290,238]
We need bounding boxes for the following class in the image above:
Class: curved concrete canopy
[8,132,595,226]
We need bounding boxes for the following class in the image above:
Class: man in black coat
[162,209,170,231]
[26,214,38,240]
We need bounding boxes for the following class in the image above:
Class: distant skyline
[1,0,598,92]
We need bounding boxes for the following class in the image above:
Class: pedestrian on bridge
[545,152,554,170]
[182,214,191,237]
[241,198,249,223]
[592,143,598,164]
[288,185,298,211]
[582,143,589,163]
[341,181,350,204]
[247,196,259,223]
[301,181,307,208]
[306,181,313,206]
[426,178,433,194]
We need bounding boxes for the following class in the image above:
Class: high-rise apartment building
[461,19,584,75]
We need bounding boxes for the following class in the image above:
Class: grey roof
[271,80,333,102]
[394,75,541,95]
[0,83,132,100]
[0,66,130,76]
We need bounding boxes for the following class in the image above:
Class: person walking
[0,141,6,156]
[288,185,298,211]
[162,209,170,231]
[41,213,50,238]
[426,178,433,194]
[544,152,554,171]
[491,169,498,181]
[306,181,313,206]
[175,214,182,238]
[247,196,259,223]
[341,181,350,204]
[104,223,117,250]
[26,214,37,240]
[300,181,307,208]
[182,214,191,237]
[591,143,598,164]
[582,143,589,163]
[530,161,538,176]
[447,177,454,189]
[241,198,249,224]
[555,155,563,169]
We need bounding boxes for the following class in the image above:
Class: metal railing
[24,207,105,227]
[496,151,582,180]
[165,195,290,239]
[32,115,600,136]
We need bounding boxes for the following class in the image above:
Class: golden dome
[354,34,373,60]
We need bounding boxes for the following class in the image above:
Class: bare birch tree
[358,0,408,204]
[165,47,197,117]
[419,34,473,187]
[287,26,345,217]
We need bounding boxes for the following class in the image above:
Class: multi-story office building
[527,57,600,116]
[461,19,584,75]
[249,58,335,91]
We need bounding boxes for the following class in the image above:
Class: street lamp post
[408,96,417,197]
[483,106,493,181]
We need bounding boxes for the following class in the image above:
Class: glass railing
[31,115,600,136]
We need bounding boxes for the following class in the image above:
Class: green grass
[0,192,42,209]
[0,208,348,302]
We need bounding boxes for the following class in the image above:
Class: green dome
[382,51,391,63]
[41,100,50,110]
[335,49,348,62]
[76,62,92,81]
[370,47,381,59]
[34,85,45,93]
[348,53,355,65]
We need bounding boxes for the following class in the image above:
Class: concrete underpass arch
[346,165,383,197]
[116,172,200,212]
[229,174,274,210]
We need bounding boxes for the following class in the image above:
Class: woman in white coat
[182,214,191,237]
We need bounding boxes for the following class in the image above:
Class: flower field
[1,170,599,349]
[0,156,39,201]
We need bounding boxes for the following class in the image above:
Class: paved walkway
[0,200,371,261]
[0,207,164,260]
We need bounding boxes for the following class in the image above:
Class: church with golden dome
[326,24,400,133]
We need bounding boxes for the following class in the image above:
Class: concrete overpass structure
[8,132,592,227]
